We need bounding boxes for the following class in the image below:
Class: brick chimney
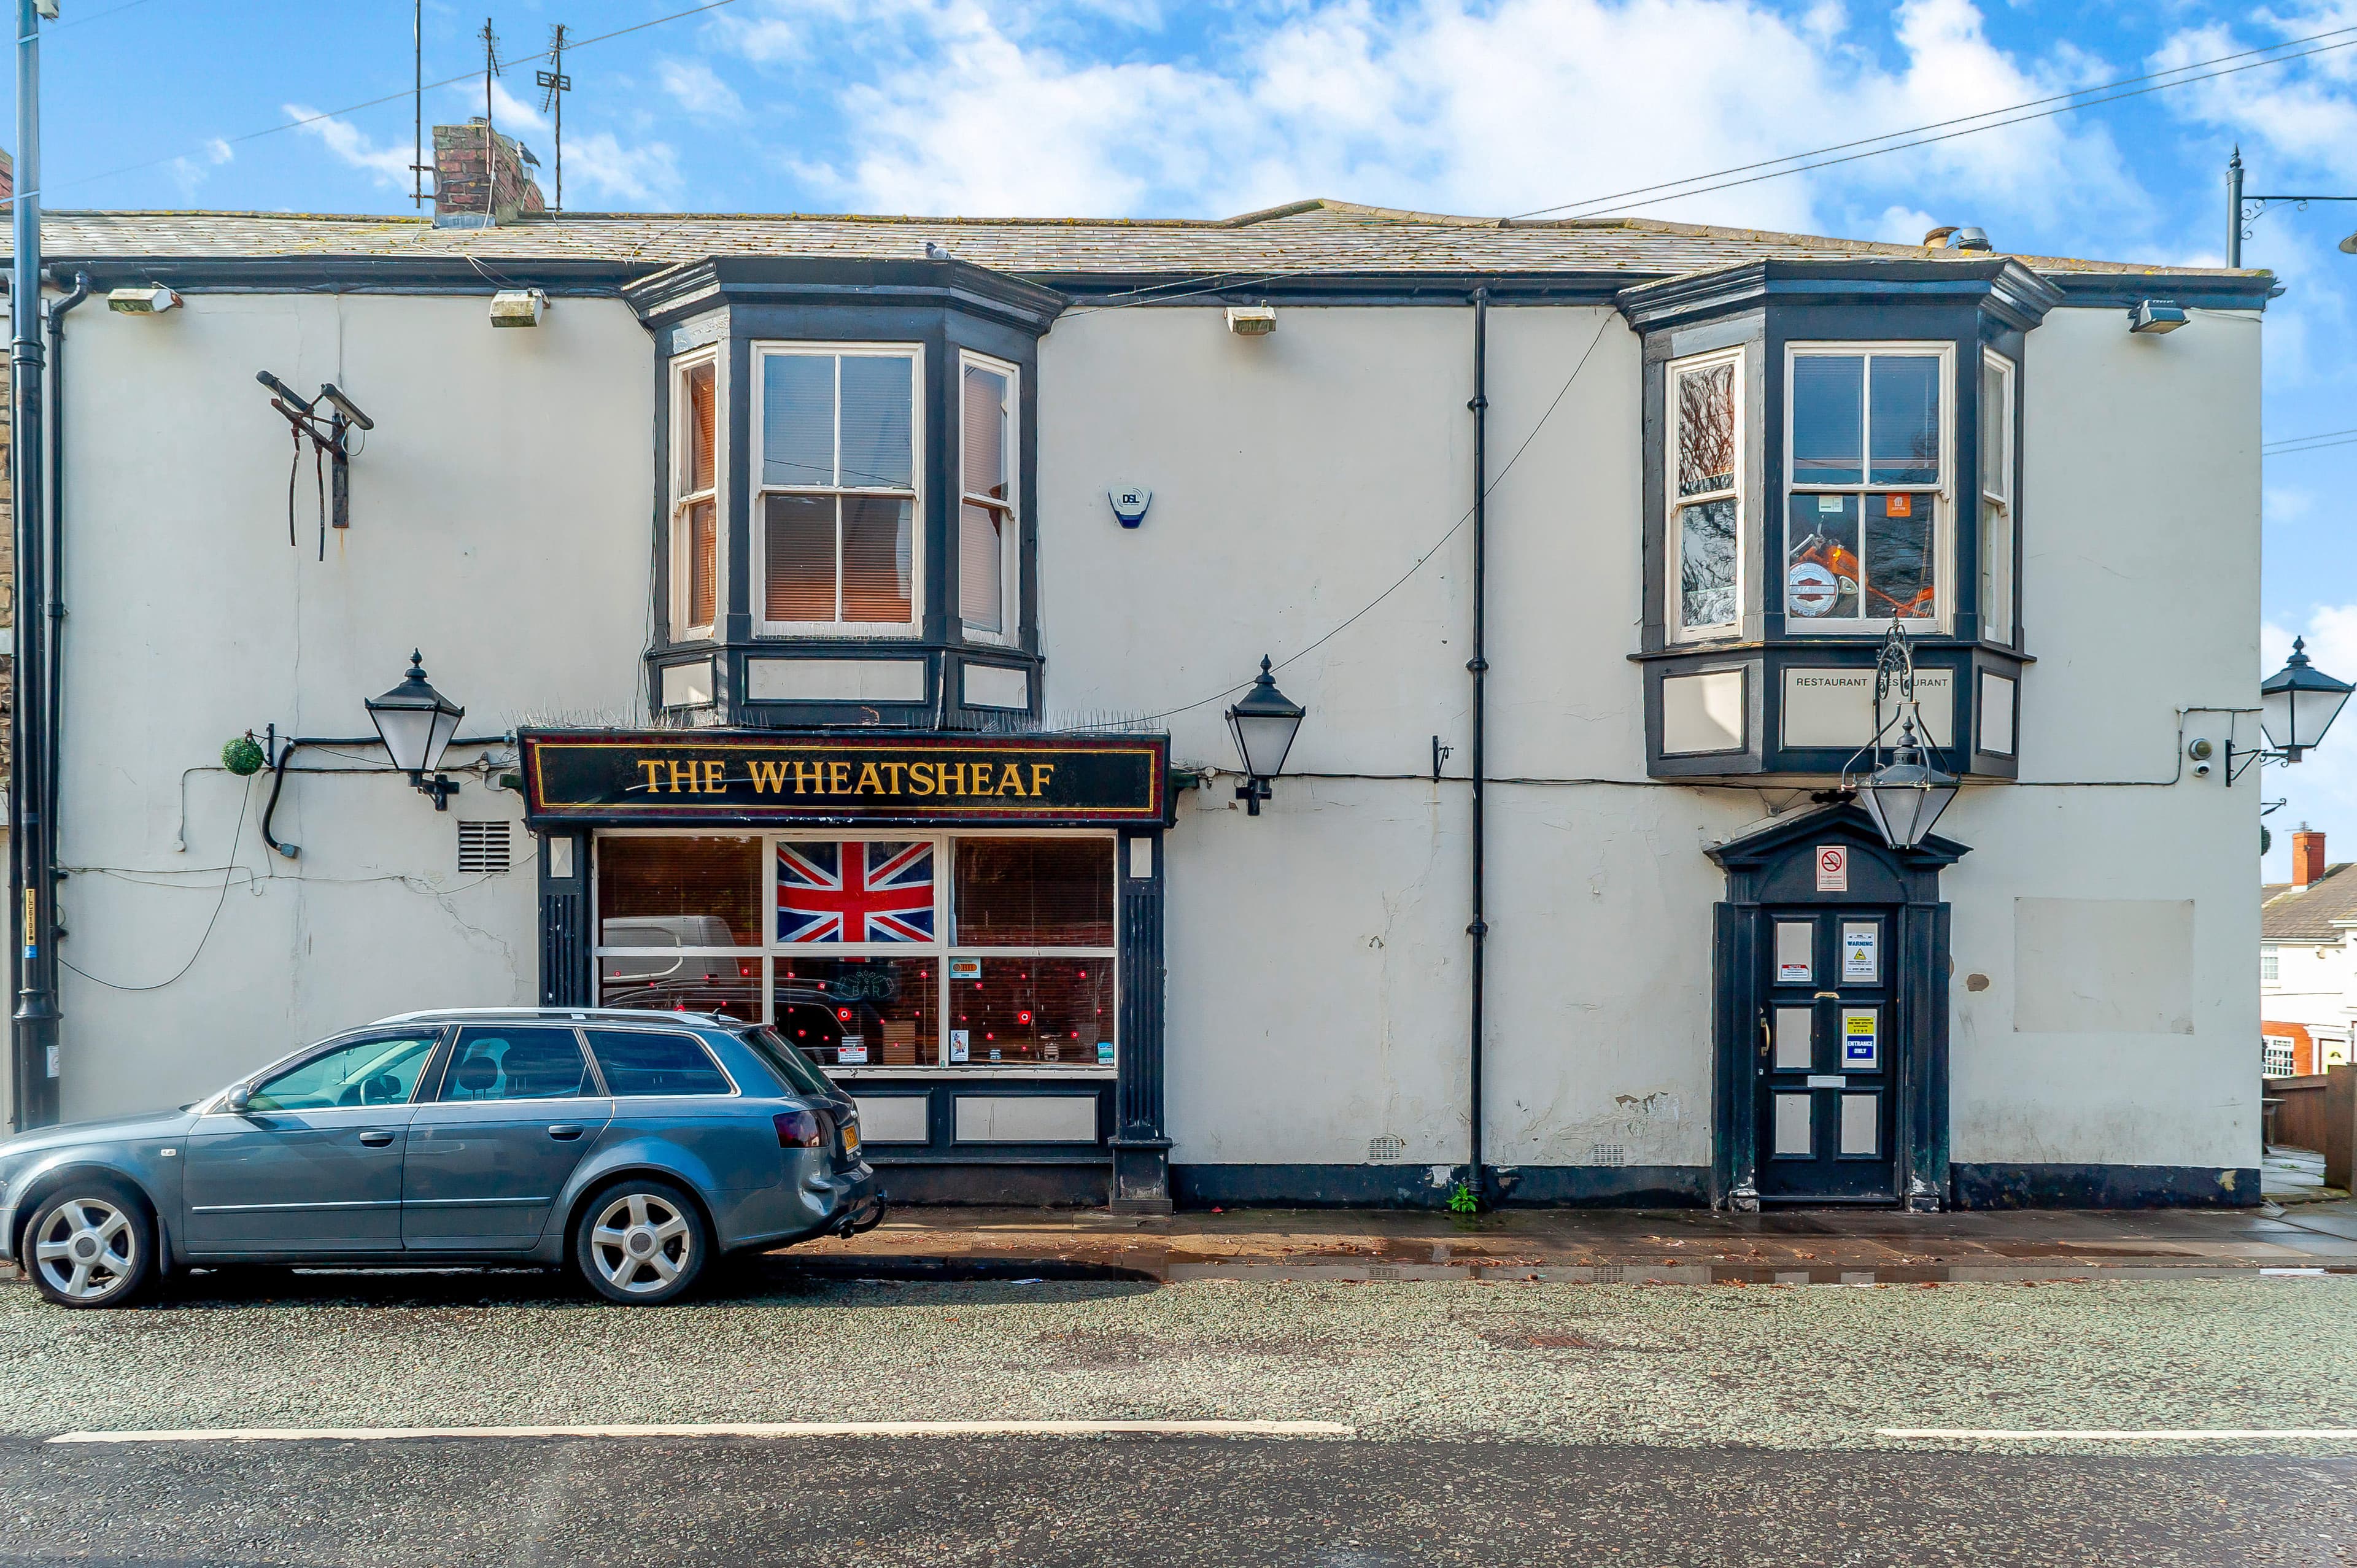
[432,120,546,229]
[2294,826,2327,890]
[0,147,15,205]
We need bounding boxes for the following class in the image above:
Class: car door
[401,1024,615,1251]
[182,1031,442,1255]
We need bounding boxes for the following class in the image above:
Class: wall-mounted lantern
[2227,637,2355,783]
[1842,625,1959,851]
[365,651,466,811]
[1225,656,1305,816]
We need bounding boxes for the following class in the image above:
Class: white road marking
[1879,1427,2357,1441]
[48,1419,1355,1445]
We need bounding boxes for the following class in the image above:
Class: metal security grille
[458,820,513,875]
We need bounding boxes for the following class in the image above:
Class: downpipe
[1465,287,1490,1210]
[41,268,88,943]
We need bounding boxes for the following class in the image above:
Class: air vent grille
[458,820,513,874]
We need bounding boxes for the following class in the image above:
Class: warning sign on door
[1816,845,1848,893]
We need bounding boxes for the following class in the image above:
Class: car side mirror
[223,1084,252,1114]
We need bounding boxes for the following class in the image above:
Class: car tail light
[775,1109,826,1148]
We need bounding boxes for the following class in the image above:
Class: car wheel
[25,1181,155,1308]
[575,1178,708,1305]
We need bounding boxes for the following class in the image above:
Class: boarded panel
[2013,898,2195,1035]
[1782,666,1953,749]
[851,1094,929,1145]
[1772,1094,1812,1157]
[954,1094,1097,1143]
[746,657,926,703]
[1662,669,1746,755]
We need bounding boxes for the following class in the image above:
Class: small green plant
[1447,1180,1479,1214]
[220,735,266,776]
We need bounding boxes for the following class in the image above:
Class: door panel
[182,1033,438,1254]
[402,1025,614,1250]
[1756,908,1897,1201]
[185,1109,414,1253]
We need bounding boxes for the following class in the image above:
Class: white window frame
[957,349,1022,645]
[1666,346,1744,643]
[587,827,1118,1079]
[1782,341,1955,635]
[670,349,724,642]
[751,342,925,638]
[2262,946,2280,984]
[2263,1035,2297,1078]
[1979,349,2017,646]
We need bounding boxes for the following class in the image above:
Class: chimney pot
[430,120,548,229]
[2294,828,2328,890]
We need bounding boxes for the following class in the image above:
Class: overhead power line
[21,0,746,206]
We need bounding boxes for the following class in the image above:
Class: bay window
[1669,349,1742,640]
[1980,350,2017,645]
[591,831,1116,1073]
[671,355,721,639]
[755,344,922,633]
[1784,345,1949,631]
[959,353,1020,640]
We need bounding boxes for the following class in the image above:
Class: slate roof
[2263,865,2357,940]
[7,199,2266,288]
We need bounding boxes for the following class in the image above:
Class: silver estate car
[0,1008,885,1308]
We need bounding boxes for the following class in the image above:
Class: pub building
[10,127,2290,1211]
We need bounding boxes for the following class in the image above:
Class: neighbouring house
[0,123,2277,1210]
[2263,827,2357,1078]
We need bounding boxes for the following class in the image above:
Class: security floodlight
[2129,299,2188,334]
[489,288,547,328]
[1225,304,1277,336]
[106,287,180,314]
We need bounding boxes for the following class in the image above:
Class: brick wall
[432,120,546,226]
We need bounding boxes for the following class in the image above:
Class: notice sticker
[1097,1041,1115,1065]
[837,1035,869,1066]
[1886,493,1912,518]
[1841,922,1878,984]
[1816,845,1848,893]
[1817,494,1844,514]
[949,1029,970,1064]
[950,958,982,980]
[1842,1010,1878,1068]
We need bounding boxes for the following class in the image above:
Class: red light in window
[1078,970,1087,979]
[739,960,757,978]
[1017,1010,1033,1025]
[836,1007,853,1023]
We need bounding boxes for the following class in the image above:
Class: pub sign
[521,730,1172,827]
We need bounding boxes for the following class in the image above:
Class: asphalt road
[1,1435,2350,1566]
[1,1267,2353,1564]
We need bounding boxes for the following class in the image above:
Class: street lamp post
[2227,147,2357,268]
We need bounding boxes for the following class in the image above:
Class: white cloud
[284,103,414,193]
[742,0,2143,233]
[165,136,234,199]
[438,79,684,208]
[659,58,746,121]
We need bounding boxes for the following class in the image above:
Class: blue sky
[25,0,2357,870]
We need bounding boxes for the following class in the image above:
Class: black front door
[1755,907,1897,1202]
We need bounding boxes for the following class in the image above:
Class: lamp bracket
[414,773,462,811]
[2223,738,2290,786]
[257,371,374,555]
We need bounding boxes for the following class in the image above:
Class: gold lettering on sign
[1031,763,1055,795]
[856,762,883,795]
[636,760,666,794]
[702,760,725,793]
[791,760,823,794]
[911,762,937,796]
[827,760,852,794]
[881,761,908,793]
[667,760,699,794]
[748,760,788,794]
[997,763,1026,797]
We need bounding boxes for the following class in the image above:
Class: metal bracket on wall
[257,371,374,558]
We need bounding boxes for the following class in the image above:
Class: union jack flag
[776,841,935,943]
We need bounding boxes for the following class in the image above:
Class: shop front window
[592,830,1116,1071]
[1785,345,1949,631]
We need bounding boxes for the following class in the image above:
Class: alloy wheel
[587,1190,695,1297]
[33,1197,138,1303]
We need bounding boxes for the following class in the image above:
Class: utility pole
[538,24,571,213]
[11,0,59,1130]
[409,0,427,208]
[478,17,500,223]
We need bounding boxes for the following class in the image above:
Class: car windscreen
[737,1025,838,1099]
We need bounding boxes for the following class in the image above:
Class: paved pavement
[786,1197,2357,1282]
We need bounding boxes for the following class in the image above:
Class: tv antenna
[474,18,505,222]
[409,0,429,208]
[538,24,571,212]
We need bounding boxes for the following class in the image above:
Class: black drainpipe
[1466,287,1490,1206]
[42,269,90,927]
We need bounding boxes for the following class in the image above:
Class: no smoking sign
[1816,845,1848,893]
